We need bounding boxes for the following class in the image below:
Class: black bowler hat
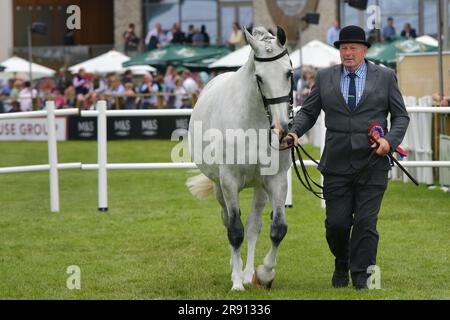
[334,25,371,49]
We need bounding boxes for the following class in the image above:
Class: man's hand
[371,137,391,156]
[280,132,299,149]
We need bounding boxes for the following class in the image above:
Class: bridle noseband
[254,49,295,148]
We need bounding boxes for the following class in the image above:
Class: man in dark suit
[281,25,410,289]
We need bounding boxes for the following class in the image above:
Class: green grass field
[0,140,449,299]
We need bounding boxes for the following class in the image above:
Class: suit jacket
[291,60,410,175]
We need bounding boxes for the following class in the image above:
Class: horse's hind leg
[219,173,245,291]
[243,187,266,285]
[215,183,229,228]
[254,176,288,288]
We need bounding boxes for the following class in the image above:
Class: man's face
[339,43,368,71]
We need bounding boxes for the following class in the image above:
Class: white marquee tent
[69,50,156,75]
[0,56,56,79]
[209,40,341,70]
[208,45,252,69]
[290,40,341,69]
[416,35,439,47]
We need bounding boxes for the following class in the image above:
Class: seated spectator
[185,24,195,44]
[173,76,187,109]
[170,22,186,44]
[9,101,21,113]
[73,68,90,96]
[137,72,159,109]
[382,17,396,41]
[145,22,169,50]
[10,79,22,101]
[296,67,315,106]
[93,74,108,94]
[121,69,134,85]
[52,88,65,109]
[227,22,245,50]
[326,20,340,46]
[401,23,417,39]
[367,20,381,44]
[432,92,450,106]
[164,65,177,108]
[180,94,193,109]
[122,83,137,109]
[64,85,77,108]
[192,27,206,47]
[0,79,11,113]
[182,69,199,96]
[55,68,72,94]
[18,81,37,112]
[200,25,210,46]
[106,75,125,109]
[196,71,209,92]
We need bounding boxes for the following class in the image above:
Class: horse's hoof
[252,272,274,289]
[231,284,245,291]
[243,270,254,285]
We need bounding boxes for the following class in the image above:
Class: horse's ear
[243,26,258,53]
[277,26,287,47]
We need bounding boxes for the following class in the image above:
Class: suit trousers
[323,169,388,276]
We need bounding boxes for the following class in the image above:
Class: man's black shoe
[352,272,369,290]
[332,271,349,288]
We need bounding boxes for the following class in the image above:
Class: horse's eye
[256,75,263,83]
[286,71,293,79]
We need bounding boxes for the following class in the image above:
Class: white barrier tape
[0,108,79,120]
[81,109,193,117]
[0,162,82,174]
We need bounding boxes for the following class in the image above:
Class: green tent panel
[123,44,231,70]
[366,36,437,67]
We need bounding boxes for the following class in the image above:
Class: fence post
[285,167,293,208]
[320,110,326,209]
[46,101,60,212]
[97,100,108,212]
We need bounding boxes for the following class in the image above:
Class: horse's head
[245,26,294,142]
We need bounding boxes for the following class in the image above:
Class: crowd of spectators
[327,17,419,47]
[0,66,211,113]
[142,22,211,51]
[125,20,248,53]
[1,19,254,113]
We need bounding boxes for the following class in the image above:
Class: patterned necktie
[348,72,357,112]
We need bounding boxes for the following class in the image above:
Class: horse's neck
[235,55,262,112]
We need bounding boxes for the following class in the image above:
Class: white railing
[1,100,449,212]
[0,102,80,212]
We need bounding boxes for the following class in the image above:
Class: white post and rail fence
[1,100,449,212]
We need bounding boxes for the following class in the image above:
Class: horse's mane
[252,27,276,53]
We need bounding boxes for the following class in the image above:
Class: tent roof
[123,44,231,69]
[209,40,341,70]
[290,40,341,69]
[0,56,55,79]
[416,35,438,47]
[208,45,252,69]
[366,37,437,67]
[69,50,156,74]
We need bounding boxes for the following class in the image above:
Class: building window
[340,0,422,35]
[143,0,218,44]
[142,0,253,46]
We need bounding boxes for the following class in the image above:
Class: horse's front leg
[254,173,288,288]
[243,186,266,285]
[220,170,245,291]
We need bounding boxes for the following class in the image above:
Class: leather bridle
[254,49,294,149]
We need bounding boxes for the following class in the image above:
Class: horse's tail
[186,173,214,199]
